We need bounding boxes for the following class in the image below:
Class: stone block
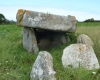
[16,9,77,33]
[23,27,39,53]
[62,44,100,69]
[30,51,56,80]
[77,34,94,46]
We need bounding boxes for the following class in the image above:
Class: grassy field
[0,22,100,80]
[78,22,100,27]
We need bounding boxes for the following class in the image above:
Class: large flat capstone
[16,9,77,32]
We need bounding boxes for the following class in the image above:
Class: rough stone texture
[52,33,67,44]
[66,35,70,42]
[77,34,94,46]
[16,9,77,33]
[23,27,39,53]
[62,44,100,69]
[30,51,56,80]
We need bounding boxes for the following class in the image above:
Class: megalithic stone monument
[16,9,77,32]
[16,9,77,53]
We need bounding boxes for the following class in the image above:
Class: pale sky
[0,0,100,21]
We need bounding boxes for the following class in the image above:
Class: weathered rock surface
[30,51,56,80]
[77,34,94,46]
[16,9,77,33]
[23,27,39,53]
[62,44,100,69]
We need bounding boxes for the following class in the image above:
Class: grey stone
[23,27,39,53]
[16,9,77,33]
[66,35,70,42]
[30,51,56,80]
[52,33,67,44]
[62,44,100,69]
[77,34,94,46]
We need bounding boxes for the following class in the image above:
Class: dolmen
[16,9,77,53]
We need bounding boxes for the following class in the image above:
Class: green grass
[0,23,100,80]
[78,22,100,27]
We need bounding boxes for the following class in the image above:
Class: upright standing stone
[30,51,56,80]
[62,44,100,69]
[77,34,94,46]
[23,27,39,53]
[16,9,77,33]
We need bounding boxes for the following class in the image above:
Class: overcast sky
[0,0,100,21]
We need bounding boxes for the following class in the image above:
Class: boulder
[62,44,100,69]
[77,34,94,46]
[16,9,77,33]
[30,51,56,80]
[23,27,39,53]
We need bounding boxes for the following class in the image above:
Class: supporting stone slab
[23,27,39,53]
[16,9,77,33]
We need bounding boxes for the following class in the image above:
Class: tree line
[84,18,100,22]
[0,13,16,24]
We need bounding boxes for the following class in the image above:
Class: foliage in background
[0,23,100,80]
[84,18,100,22]
[0,13,16,25]
[0,13,6,24]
